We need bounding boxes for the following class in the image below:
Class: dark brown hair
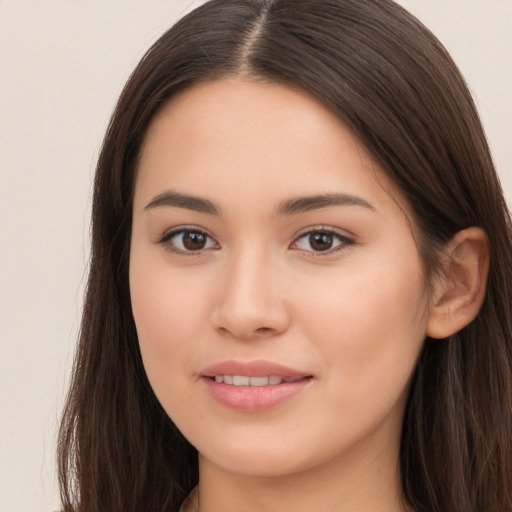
[58,1,512,511]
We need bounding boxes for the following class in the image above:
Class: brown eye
[309,232,334,251]
[160,229,218,254]
[182,231,207,250]
[292,229,353,254]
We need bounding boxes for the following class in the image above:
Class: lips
[201,360,311,379]
[200,360,313,412]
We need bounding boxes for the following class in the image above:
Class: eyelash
[158,227,218,256]
[157,226,354,256]
[291,227,354,256]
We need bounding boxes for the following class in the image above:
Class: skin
[129,78,447,511]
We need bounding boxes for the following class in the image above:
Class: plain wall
[0,1,510,511]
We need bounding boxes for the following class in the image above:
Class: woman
[58,1,512,511]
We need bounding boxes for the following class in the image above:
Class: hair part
[58,1,512,511]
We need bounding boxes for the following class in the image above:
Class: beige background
[0,1,510,511]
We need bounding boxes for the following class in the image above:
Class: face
[130,78,431,479]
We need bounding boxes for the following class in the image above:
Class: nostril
[255,327,273,334]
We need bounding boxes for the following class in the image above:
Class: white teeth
[213,375,285,386]
[249,376,269,387]
[233,375,250,386]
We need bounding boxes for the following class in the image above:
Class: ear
[426,227,490,339]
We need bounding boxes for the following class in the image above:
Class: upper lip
[200,359,312,379]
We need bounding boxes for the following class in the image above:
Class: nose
[211,248,291,341]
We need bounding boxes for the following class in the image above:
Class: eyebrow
[145,191,220,214]
[144,191,375,216]
[278,193,375,215]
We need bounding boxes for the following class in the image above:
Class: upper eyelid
[292,225,355,240]
[158,225,216,242]
[292,231,353,246]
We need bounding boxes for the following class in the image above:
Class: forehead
[134,78,404,217]
[139,78,366,170]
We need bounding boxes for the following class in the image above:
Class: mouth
[207,375,311,386]
[200,360,314,412]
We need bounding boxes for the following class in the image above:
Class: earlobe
[426,227,490,340]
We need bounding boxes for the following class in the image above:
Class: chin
[199,446,319,479]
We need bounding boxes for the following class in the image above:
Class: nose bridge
[213,241,289,339]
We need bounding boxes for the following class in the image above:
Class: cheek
[296,252,428,397]
[129,251,211,390]
[306,271,426,343]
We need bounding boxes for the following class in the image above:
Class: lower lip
[201,377,312,412]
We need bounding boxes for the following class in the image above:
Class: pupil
[310,232,333,251]
[183,232,206,250]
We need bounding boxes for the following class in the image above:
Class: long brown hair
[58,1,512,510]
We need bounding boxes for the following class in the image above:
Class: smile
[200,361,314,412]
[212,375,302,386]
